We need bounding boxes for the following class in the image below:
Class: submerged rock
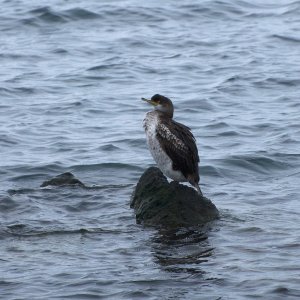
[131,167,219,227]
[40,172,85,188]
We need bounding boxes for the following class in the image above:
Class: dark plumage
[156,117,200,184]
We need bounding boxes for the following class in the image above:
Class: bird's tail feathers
[188,179,203,196]
[195,184,203,196]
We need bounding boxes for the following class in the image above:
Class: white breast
[143,111,187,182]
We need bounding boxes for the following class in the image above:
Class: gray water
[1,0,300,299]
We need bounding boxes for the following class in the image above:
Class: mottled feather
[156,116,200,183]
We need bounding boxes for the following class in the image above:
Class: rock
[40,172,85,188]
[131,167,219,227]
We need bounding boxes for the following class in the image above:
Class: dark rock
[131,167,219,227]
[40,172,85,188]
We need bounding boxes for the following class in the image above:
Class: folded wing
[156,118,199,182]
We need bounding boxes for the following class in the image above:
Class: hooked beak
[141,97,158,106]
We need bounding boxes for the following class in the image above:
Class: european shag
[142,94,203,195]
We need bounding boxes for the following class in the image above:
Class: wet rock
[131,167,219,227]
[40,172,85,188]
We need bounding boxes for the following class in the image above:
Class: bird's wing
[156,119,199,181]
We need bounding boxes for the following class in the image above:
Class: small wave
[271,286,299,297]
[4,224,123,238]
[254,77,300,88]
[21,5,167,27]
[201,165,223,178]
[83,75,111,81]
[183,99,216,111]
[252,122,277,130]
[71,163,143,172]
[98,144,121,151]
[0,195,19,211]
[87,63,124,72]
[218,130,240,137]
[7,188,36,196]
[0,87,13,98]
[179,2,244,20]
[203,122,230,130]
[239,0,300,16]
[272,34,300,43]
[0,134,18,146]
[8,163,65,175]
[114,138,146,147]
[100,6,165,22]
[272,152,300,160]
[21,6,101,26]
[10,173,50,183]
[28,7,67,23]
[63,8,100,20]
[52,48,68,54]
[31,6,100,21]
[236,226,265,233]
[274,133,299,144]
[6,86,37,94]
[268,77,300,87]
[220,154,291,174]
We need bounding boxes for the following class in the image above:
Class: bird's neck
[155,109,173,119]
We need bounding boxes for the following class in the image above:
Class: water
[1,0,300,299]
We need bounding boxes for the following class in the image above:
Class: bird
[142,94,203,195]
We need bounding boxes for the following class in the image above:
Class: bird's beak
[141,97,158,106]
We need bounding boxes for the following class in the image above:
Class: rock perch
[131,167,219,227]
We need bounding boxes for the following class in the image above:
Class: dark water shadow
[150,224,216,275]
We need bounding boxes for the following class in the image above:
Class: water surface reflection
[151,225,215,275]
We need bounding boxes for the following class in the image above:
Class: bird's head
[142,94,174,118]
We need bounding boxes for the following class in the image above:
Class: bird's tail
[195,184,203,196]
[189,180,203,196]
